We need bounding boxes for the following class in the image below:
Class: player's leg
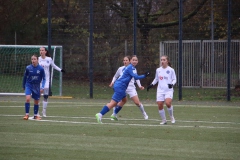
[23,86,31,120]
[112,88,131,115]
[42,88,49,117]
[157,93,167,125]
[96,99,118,123]
[95,88,125,123]
[23,96,31,120]
[165,92,175,124]
[130,94,148,120]
[111,97,127,121]
[32,92,41,120]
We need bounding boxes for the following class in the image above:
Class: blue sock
[25,103,30,114]
[100,106,110,116]
[114,105,122,114]
[34,104,39,115]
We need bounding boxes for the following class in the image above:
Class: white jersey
[151,66,176,94]
[39,56,61,88]
[111,66,142,90]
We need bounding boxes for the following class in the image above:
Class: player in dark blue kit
[23,55,46,120]
[95,55,150,123]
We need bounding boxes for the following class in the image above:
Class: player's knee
[165,102,171,107]
[43,95,48,101]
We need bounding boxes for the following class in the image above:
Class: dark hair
[131,55,138,59]
[32,54,38,59]
[40,47,51,57]
[161,55,172,67]
[124,55,131,61]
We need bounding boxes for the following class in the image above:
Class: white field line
[1,104,240,108]
[31,119,240,129]
[1,114,240,126]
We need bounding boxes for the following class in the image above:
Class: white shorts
[126,88,138,98]
[43,88,49,95]
[41,79,50,89]
[156,91,173,101]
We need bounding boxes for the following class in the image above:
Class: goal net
[0,45,63,96]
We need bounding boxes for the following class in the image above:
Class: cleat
[143,112,148,120]
[34,116,41,120]
[110,114,118,121]
[171,117,175,124]
[42,111,46,117]
[95,113,102,124]
[160,120,167,125]
[28,116,34,120]
[23,115,29,120]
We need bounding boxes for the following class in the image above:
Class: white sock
[43,101,48,112]
[113,107,116,114]
[167,106,174,118]
[138,103,145,113]
[158,109,166,121]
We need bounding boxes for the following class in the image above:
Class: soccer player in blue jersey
[95,55,150,123]
[109,56,148,120]
[23,55,46,120]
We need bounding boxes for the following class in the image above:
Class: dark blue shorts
[25,84,40,100]
[111,86,126,103]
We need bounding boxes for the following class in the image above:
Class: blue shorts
[25,84,40,100]
[112,86,126,103]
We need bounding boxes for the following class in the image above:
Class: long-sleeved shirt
[151,66,176,93]
[114,64,145,91]
[39,56,61,82]
[111,66,142,89]
[22,64,46,90]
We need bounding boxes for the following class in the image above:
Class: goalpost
[0,45,63,96]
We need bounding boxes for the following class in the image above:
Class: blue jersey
[114,64,145,91]
[22,64,46,90]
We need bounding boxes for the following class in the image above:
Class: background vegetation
[0,0,239,100]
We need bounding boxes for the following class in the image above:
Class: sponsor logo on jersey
[159,76,168,80]
[32,76,38,80]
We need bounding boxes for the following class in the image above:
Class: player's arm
[171,69,177,85]
[147,69,158,91]
[168,69,177,89]
[134,69,144,89]
[136,80,144,90]
[22,67,28,90]
[128,67,146,80]
[41,69,46,90]
[50,58,64,72]
[109,67,121,87]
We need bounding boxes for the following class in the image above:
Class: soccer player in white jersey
[147,55,176,125]
[109,56,148,120]
[38,47,65,117]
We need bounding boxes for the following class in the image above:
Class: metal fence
[160,40,240,88]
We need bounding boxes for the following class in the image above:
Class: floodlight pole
[178,0,183,101]
[48,0,53,96]
[227,0,232,101]
[133,0,137,55]
[89,0,93,98]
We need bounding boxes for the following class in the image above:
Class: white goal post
[0,45,63,96]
